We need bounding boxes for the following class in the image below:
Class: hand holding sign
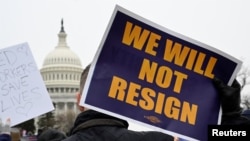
[213,77,242,116]
[0,118,11,141]
[0,118,11,134]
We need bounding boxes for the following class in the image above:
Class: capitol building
[40,20,83,117]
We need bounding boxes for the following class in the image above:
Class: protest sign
[80,5,242,141]
[0,43,54,126]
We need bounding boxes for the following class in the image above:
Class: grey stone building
[40,20,83,117]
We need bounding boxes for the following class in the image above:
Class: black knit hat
[37,129,66,141]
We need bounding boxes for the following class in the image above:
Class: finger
[232,79,241,89]
[174,136,179,141]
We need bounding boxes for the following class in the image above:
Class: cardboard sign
[80,5,242,141]
[0,43,54,126]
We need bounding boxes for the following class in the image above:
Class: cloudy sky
[1,0,250,67]
[1,0,250,133]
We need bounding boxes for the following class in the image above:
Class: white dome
[43,47,82,67]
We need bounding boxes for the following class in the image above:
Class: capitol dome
[40,20,83,117]
[43,46,82,67]
[42,21,82,68]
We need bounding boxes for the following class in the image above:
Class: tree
[241,95,250,110]
[237,64,250,88]
[14,118,36,134]
[56,110,77,134]
[237,63,250,109]
[37,103,56,130]
[37,111,56,130]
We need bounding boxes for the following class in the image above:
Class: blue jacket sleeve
[0,134,11,141]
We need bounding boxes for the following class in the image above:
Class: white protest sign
[0,42,54,126]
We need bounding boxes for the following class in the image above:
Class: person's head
[37,129,66,141]
[242,109,250,119]
[76,64,91,112]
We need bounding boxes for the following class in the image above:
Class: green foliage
[37,111,56,129]
[14,118,36,134]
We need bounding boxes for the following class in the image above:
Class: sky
[1,0,250,134]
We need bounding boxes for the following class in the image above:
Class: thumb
[231,79,241,89]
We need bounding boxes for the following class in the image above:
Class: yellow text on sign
[108,76,198,125]
[122,21,217,79]
[138,58,187,94]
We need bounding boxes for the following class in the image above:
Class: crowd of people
[1,64,250,141]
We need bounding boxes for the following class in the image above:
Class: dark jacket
[0,134,11,141]
[62,110,174,141]
[221,114,250,125]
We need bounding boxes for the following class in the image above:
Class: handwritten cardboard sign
[0,43,54,126]
[80,5,242,141]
